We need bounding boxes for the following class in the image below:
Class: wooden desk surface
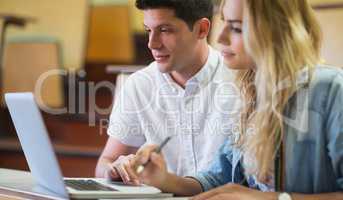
[0,168,188,200]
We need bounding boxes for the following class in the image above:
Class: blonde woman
[119,0,343,199]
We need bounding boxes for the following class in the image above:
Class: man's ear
[194,18,211,39]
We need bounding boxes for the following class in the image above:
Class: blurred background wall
[2,0,341,71]
[0,0,88,71]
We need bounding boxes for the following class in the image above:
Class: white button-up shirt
[108,47,241,176]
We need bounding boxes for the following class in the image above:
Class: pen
[136,136,172,174]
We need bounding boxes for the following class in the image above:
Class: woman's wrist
[159,172,178,192]
[159,173,202,196]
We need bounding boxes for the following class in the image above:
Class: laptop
[5,92,173,199]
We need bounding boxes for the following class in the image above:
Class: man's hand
[105,144,169,188]
[105,154,139,184]
[95,138,138,179]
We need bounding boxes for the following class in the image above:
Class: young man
[95,0,239,183]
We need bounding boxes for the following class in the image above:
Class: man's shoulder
[125,62,160,83]
[120,62,163,96]
[131,61,158,76]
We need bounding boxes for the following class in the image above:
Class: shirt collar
[160,46,221,94]
[276,67,310,92]
[187,46,220,88]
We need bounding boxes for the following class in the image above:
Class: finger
[150,152,165,169]
[136,144,158,164]
[128,155,141,177]
[125,156,140,184]
[123,163,140,185]
[107,166,121,180]
[112,155,136,183]
[114,164,131,184]
[127,154,135,160]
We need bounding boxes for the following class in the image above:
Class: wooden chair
[2,37,64,108]
[86,5,135,64]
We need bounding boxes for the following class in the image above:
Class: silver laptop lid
[5,92,69,199]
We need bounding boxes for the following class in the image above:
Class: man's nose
[148,32,162,50]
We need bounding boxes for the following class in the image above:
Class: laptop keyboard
[65,179,118,191]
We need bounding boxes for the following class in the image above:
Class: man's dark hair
[135,0,213,30]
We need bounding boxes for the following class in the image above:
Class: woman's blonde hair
[235,0,322,181]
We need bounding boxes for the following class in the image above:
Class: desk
[0,168,62,199]
[0,168,188,200]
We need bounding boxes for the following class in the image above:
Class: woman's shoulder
[307,65,343,94]
[312,65,343,85]
[308,65,343,113]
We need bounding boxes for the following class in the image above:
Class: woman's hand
[191,184,277,200]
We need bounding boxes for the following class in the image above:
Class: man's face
[143,8,198,73]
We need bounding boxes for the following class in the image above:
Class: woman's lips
[221,51,235,59]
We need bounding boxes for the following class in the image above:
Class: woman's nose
[217,25,231,46]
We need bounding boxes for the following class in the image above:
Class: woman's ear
[194,18,211,39]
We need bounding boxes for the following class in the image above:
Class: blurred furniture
[0,38,105,177]
[2,37,64,108]
[86,5,134,64]
[0,14,35,100]
[106,65,145,74]
[0,112,108,177]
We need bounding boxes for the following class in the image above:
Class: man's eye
[160,28,173,33]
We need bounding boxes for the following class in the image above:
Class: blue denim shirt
[194,66,343,194]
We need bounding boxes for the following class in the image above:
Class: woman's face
[217,0,255,69]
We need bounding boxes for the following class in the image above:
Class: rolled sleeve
[191,141,234,191]
[192,171,225,192]
[107,76,146,147]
